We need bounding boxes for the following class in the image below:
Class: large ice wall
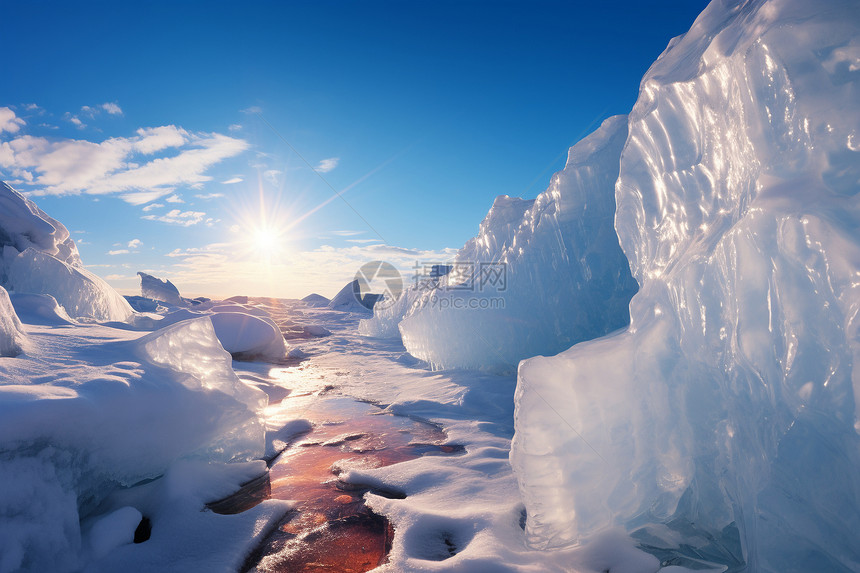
[511,0,860,571]
[0,181,133,322]
[362,116,639,370]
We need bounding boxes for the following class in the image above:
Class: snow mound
[209,312,288,361]
[328,279,380,313]
[301,293,330,307]
[512,1,860,571]
[0,285,28,356]
[0,180,81,270]
[9,293,75,326]
[0,181,133,322]
[5,247,133,322]
[363,116,638,370]
[137,272,183,306]
[0,317,266,571]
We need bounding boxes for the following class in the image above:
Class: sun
[251,225,285,260]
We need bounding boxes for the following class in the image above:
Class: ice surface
[0,286,28,356]
[363,116,638,370]
[511,1,860,570]
[137,271,183,306]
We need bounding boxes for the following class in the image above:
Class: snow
[301,293,330,307]
[87,506,142,559]
[511,0,860,570]
[209,311,288,361]
[137,272,183,306]
[10,293,76,326]
[362,116,638,370]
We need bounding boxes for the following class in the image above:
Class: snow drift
[511,0,860,571]
[0,181,133,322]
[361,117,639,370]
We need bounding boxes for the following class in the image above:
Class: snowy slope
[511,0,860,570]
[362,116,639,370]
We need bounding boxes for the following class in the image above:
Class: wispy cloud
[240,106,262,115]
[331,230,364,236]
[221,177,243,184]
[108,249,130,255]
[0,107,25,134]
[142,208,207,226]
[316,157,339,173]
[101,102,123,115]
[127,238,143,249]
[347,238,382,244]
[0,106,248,203]
[141,202,164,212]
[195,192,224,200]
[228,124,242,132]
[165,193,184,203]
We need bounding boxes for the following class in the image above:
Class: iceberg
[511,0,860,571]
[362,116,639,370]
[137,271,183,306]
[0,181,133,322]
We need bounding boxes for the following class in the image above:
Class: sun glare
[251,225,285,259]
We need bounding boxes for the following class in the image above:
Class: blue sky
[1,0,709,299]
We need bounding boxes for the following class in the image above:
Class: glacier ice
[0,181,133,322]
[137,271,183,306]
[362,116,639,370]
[511,0,860,571]
[0,285,27,357]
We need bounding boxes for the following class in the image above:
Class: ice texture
[511,1,860,571]
[209,311,288,361]
[137,271,183,306]
[363,116,638,370]
[0,286,27,356]
[0,181,133,322]
[0,317,266,571]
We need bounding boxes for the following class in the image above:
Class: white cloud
[221,177,243,184]
[316,157,339,173]
[127,238,143,249]
[102,102,123,115]
[263,169,282,186]
[228,124,242,132]
[165,193,184,203]
[142,209,206,227]
[0,126,248,203]
[141,202,164,212]
[63,113,85,129]
[240,106,262,114]
[347,238,382,244]
[0,107,25,134]
[108,249,130,255]
[331,230,364,236]
[195,192,224,200]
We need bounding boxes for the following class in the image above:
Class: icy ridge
[511,0,860,570]
[362,116,639,370]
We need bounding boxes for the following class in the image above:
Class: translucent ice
[137,271,183,306]
[0,285,27,357]
[363,116,638,370]
[511,1,860,570]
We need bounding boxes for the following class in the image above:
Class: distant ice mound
[362,116,638,370]
[0,181,133,322]
[512,1,860,571]
[137,271,183,306]
[0,285,28,356]
[328,279,380,313]
[301,293,330,307]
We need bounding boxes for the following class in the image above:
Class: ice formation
[209,311,288,361]
[137,271,183,306]
[511,0,860,571]
[362,116,638,370]
[328,279,379,313]
[0,317,266,571]
[0,181,133,322]
[0,286,27,356]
